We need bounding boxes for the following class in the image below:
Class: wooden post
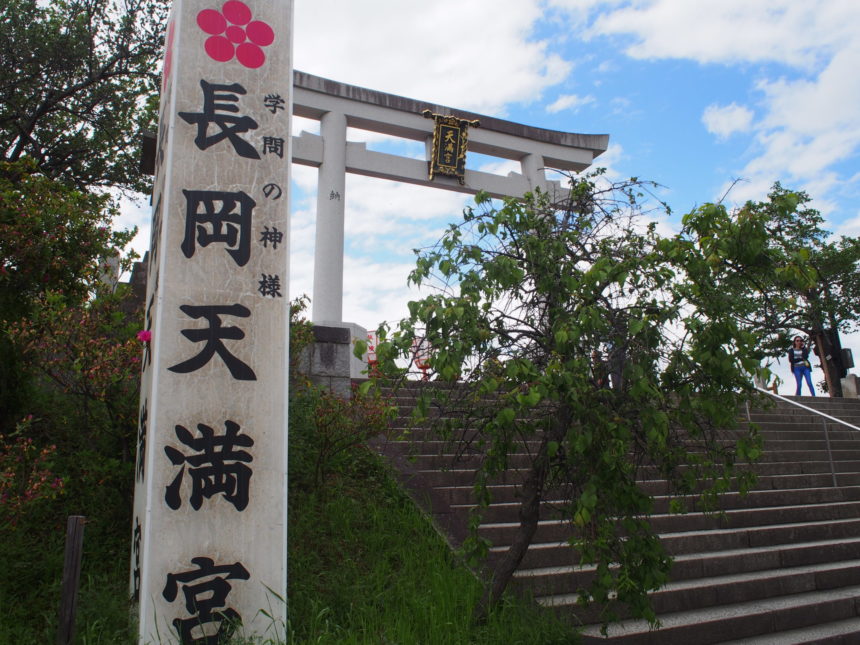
[57,515,85,645]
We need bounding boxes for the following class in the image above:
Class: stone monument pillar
[130,1,293,642]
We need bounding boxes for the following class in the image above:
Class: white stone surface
[312,111,347,323]
[131,1,293,642]
[842,374,860,398]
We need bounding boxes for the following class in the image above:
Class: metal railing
[747,386,860,487]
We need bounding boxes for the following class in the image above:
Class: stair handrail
[750,385,860,487]
[751,386,860,433]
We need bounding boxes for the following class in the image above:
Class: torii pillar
[312,110,347,324]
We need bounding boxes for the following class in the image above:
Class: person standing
[788,336,816,396]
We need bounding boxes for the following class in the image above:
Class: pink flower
[137,330,152,343]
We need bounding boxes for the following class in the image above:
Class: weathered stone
[842,374,860,398]
[131,1,293,642]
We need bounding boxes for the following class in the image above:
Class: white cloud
[720,38,860,218]
[702,103,754,139]
[342,257,422,329]
[587,141,624,180]
[584,0,857,69]
[562,1,860,230]
[835,213,860,238]
[293,0,571,115]
[546,93,595,114]
[116,195,153,267]
[476,158,522,177]
[608,96,634,116]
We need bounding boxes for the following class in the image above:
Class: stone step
[512,537,860,597]
[467,499,860,529]
[387,423,860,447]
[382,432,860,454]
[408,466,860,490]
[486,518,860,569]
[481,503,860,553]
[431,484,860,509]
[400,449,860,472]
[548,559,860,625]
[720,615,860,644]
[746,413,860,426]
[575,584,860,644]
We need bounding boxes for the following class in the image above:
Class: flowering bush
[0,417,65,526]
[286,296,397,489]
[8,290,141,417]
[289,295,315,385]
[4,287,142,526]
[290,383,396,491]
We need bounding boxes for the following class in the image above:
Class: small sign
[423,110,479,184]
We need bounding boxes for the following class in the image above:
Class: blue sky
[120,0,860,390]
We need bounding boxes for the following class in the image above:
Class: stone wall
[298,323,368,398]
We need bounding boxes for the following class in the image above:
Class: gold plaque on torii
[423,110,479,185]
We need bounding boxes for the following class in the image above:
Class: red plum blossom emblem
[197,1,275,69]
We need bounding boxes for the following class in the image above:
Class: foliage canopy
[0,0,167,192]
[682,183,860,393]
[367,173,802,623]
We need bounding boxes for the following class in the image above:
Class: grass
[0,396,579,644]
[286,448,577,644]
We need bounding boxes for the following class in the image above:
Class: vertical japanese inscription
[164,420,254,511]
[179,80,260,159]
[133,2,291,642]
[168,304,256,380]
[181,189,256,266]
[162,557,250,644]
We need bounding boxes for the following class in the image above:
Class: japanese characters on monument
[131,1,293,643]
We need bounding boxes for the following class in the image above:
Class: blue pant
[793,365,815,396]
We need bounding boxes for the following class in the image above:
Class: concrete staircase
[370,381,860,644]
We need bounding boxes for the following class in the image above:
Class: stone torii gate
[290,71,609,324]
[141,70,610,324]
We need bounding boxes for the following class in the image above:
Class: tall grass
[0,385,578,644]
[0,525,136,644]
[286,447,576,644]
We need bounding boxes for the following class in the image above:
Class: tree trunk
[812,330,843,397]
[807,291,843,398]
[474,408,569,622]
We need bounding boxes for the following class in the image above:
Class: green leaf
[353,338,368,359]
[495,407,515,426]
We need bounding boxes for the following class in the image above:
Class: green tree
[682,184,860,395]
[0,0,167,192]
[0,160,136,426]
[0,160,134,316]
[0,2,161,632]
[369,174,777,624]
